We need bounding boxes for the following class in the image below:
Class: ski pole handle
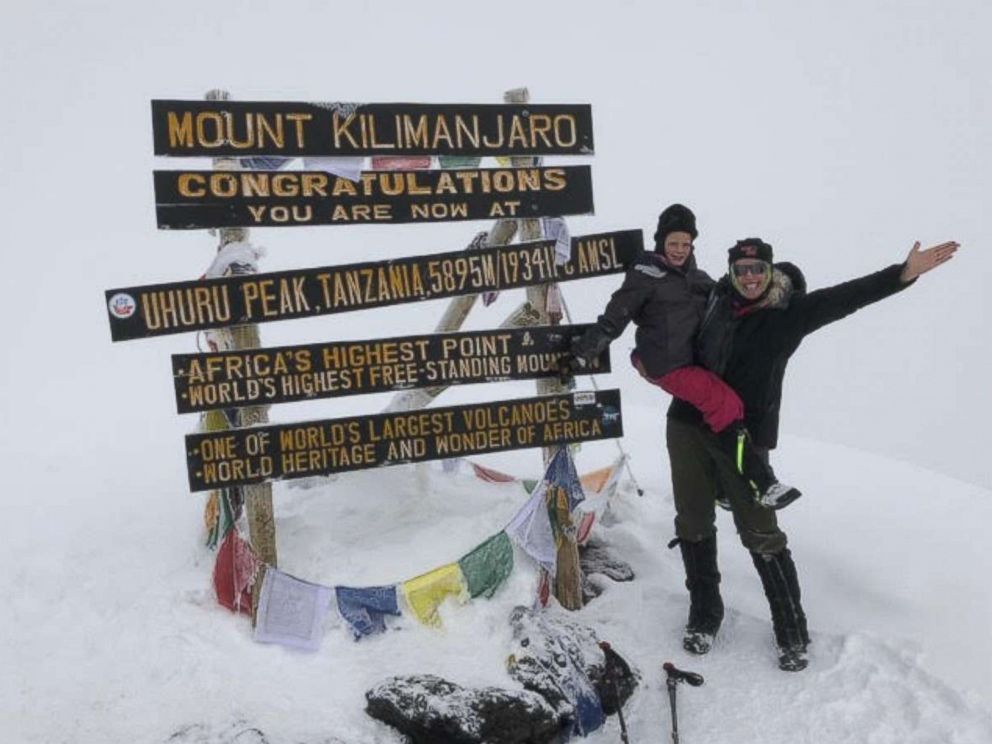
[663,662,705,687]
[598,642,630,744]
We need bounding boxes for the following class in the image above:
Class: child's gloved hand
[557,352,577,386]
[557,344,590,386]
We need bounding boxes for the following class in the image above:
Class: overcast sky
[1,0,989,488]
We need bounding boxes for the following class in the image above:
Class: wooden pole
[503,87,570,463]
[503,88,581,610]
[205,89,277,618]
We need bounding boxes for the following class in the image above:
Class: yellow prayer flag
[202,409,229,433]
[401,563,467,628]
[204,492,220,532]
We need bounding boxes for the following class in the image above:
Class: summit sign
[154,166,593,229]
[151,100,594,157]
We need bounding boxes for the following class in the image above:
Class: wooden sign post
[105,230,640,342]
[203,89,276,617]
[185,390,623,492]
[112,87,631,626]
[507,87,582,610]
[151,100,595,158]
[172,325,610,414]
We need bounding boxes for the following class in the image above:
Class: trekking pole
[597,642,630,744]
[663,662,704,744]
[559,289,645,496]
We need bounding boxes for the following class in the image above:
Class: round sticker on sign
[108,293,137,319]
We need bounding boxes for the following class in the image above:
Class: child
[560,204,800,510]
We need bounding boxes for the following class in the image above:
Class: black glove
[557,348,591,385]
[557,352,576,385]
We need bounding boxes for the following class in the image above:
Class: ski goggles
[731,261,771,277]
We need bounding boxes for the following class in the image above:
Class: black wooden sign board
[184,389,622,492]
[106,229,642,342]
[172,324,609,414]
[151,100,594,157]
[154,166,593,229]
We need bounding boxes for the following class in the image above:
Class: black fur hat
[653,204,698,252]
[728,237,774,264]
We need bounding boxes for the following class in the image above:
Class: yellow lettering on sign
[543,168,567,191]
[195,112,225,148]
[402,115,429,148]
[454,115,480,148]
[167,112,194,148]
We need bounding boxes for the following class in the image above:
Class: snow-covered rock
[365,674,558,744]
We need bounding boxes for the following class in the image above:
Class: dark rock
[507,606,639,721]
[579,539,634,582]
[581,572,604,605]
[365,673,558,744]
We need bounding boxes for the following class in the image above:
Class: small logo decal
[602,406,621,424]
[573,391,596,406]
[108,293,137,319]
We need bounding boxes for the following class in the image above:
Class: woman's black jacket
[668,262,913,448]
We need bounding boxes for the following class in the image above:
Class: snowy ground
[3,426,991,743]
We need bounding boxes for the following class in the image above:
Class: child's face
[663,232,693,267]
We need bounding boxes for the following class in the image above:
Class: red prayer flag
[213,531,261,615]
[370,156,431,170]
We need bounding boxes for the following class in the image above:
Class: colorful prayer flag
[204,488,242,549]
[579,465,613,495]
[438,155,481,169]
[335,585,401,640]
[401,564,467,628]
[239,156,291,170]
[575,455,625,545]
[213,530,261,615]
[302,156,364,182]
[458,532,514,599]
[506,482,557,576]
[370,155,431,170]
[470,461,518,484]
[541,216,572,265]
[576,512,597,546]
[546,447,586,514]
[253,568,334,651]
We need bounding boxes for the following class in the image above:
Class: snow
[4,439,992,742]
[2,1,991,742]
[3,443,991,743]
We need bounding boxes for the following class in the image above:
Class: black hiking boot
[777,646,809,672]
[718,425,802,509]
[751,548,810,672]
[759,483,804,510]
[677,536,725,655]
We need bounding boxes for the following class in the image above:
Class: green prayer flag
[439,155,482,169]
[458,532,514,599]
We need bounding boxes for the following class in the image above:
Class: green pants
[666,417,787,554]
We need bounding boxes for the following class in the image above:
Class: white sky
[1,0,989,488]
